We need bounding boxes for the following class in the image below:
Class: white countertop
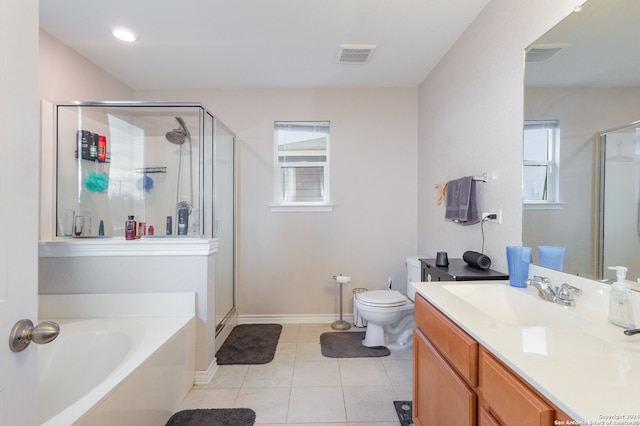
[410,271,640,423]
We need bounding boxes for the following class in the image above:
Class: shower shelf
[135,167,167,174]
[74,150,111,163]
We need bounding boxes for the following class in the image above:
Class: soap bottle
[607,266,636,329]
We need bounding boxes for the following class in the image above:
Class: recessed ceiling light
[112,27,137,42]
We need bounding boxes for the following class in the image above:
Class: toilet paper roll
[335,275,351,284]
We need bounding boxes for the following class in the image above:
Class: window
[523,120,560,205]
[273,121,331,210]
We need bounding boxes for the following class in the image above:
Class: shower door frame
[595,119,640,280]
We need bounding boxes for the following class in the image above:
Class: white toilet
[354,256,422,350]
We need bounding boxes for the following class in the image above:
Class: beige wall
[38,0,597,316]
[39,29,420,319]
[136,88,419,316]
[417,0,582,273]
[39,30,133,102]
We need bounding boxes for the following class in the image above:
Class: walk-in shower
[55,103,208,239]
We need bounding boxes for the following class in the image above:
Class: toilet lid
[357,290,407,307]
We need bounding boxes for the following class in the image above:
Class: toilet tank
[406,256,423,301]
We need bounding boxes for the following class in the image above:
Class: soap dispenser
[607,266,636,329]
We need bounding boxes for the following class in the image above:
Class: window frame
[523,120,563,209]
[271,121,333,212]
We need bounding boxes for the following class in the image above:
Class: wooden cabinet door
[414,294,478,386]
[414,328,476,426]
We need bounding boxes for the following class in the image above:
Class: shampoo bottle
[97,135,107,162]
[177,206,189,236]
[607,266,636,329]
[125,215,137,240]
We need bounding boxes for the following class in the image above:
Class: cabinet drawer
[479,349,553,426]
[414,294,478,386]
[478,407,501,426]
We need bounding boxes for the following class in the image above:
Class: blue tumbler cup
[538,246,565,271]
[506,246,532,288]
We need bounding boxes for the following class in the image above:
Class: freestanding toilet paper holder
[332,274,352,331]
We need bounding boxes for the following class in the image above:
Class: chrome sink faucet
[524,276,583,307]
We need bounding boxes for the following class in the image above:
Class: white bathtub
[38,293,196,426]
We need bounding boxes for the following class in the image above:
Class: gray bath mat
[165,408,256,426]
[393,401,413,426]
[320,331,390,358]
[216,324,282,365]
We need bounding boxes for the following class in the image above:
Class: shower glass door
[599,122,640,280]
[55,102,209,238]
[214,120,235,334]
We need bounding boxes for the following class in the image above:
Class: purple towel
[445,176,480,225]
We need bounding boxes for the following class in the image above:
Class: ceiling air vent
[335,44,376,64]
[525,43,569,63]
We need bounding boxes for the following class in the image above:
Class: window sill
[270,203,334,212]
[523,201,565,210]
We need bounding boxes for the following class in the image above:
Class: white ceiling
[39,0,490,90]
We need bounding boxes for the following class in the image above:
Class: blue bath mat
[165,408,256,426]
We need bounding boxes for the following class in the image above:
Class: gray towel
[445,176,480,225]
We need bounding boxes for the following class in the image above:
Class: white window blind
[523,120,560,203]
[274,121,330,206]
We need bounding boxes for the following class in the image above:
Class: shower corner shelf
[74,151,111,163]
[135,167,167,174]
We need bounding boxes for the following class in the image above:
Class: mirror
[523,0,640,282]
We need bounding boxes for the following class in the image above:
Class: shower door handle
[9,319,60,352]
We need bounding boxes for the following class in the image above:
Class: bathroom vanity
[413,292,571,425]
[411,268,640,425]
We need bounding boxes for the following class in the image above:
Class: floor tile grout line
[187,323,411,425]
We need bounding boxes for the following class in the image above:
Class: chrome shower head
[165,117,191,145]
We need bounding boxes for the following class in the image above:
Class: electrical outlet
[482,210,502,224]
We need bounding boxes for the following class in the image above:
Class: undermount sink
[440,283,595,327]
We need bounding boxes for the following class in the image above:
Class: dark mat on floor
[320,331,390,358]
[394,400,413,426]
[165,408,256,426]
[216,324,282,365]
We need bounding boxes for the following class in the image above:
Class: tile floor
[177,323,413,425]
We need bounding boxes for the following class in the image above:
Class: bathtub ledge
[39,237,219,257]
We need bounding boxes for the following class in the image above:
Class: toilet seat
[356,290,408,308]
